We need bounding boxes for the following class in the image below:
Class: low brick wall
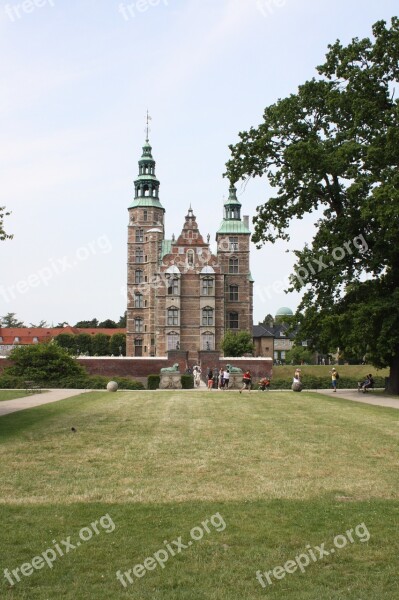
[0,356,272,383]
[77,358,170,378]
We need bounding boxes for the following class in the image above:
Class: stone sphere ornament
[107,381,118,392]
[291,381,303,392]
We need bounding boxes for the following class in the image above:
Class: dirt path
[0,389,88,417]
[313,388,399,409]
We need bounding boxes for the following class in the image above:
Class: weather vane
[145,110,152,141]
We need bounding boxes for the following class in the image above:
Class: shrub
[114,377,144,390]
[181,374,194,389]
[147,375,160,390]
[4,343,86,386]
[0,375,28,389]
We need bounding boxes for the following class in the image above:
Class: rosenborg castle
[126,137,254,359]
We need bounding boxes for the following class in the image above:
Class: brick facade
[126,139,253,361]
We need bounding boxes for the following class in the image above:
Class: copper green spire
[129,129,165,211]
[216,183,250,235]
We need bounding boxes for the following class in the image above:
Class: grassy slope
[271,364,389,381]
[1,391,398,600]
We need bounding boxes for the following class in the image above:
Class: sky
[0,0,397,327]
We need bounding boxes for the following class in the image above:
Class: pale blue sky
[0,0,397,325]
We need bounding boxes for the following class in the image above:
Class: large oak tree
[0,207,12,241]
[226,18,399,393]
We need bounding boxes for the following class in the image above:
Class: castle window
[135,269,143,284]
[134,338,143,357]
[202,307,214,326]
[167,277,179,296]
[187,250,194,266]
[14,337,20,343]
[167,332,180,351]
[143,210,148,222]
[229,285,239,302]
[202,278,214,296]
[134,293,143,308]
[229,257,239,274]
[229,237,239,251]
[134,318,144,333]
[136,229,144,243]
[136,249,144,263]
[33,336,39,343]
[167,307,179,326]
[228,312,239,329]
[202,332,214,351]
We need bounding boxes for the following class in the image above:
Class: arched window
[135,270,143,284]
[167,331,180,351]
[202,307,214,326]
[134,293,143,308]
[134,317,144,333]
[229,257,239,274]
[202,332,214,351]
[167,307,179,326]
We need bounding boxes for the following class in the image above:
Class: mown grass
[0,390,398,599]
[272,364,389,381]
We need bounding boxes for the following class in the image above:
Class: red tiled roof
[0,328,126,345]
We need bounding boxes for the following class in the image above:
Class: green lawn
[0,390,40,401]
[272,363,389,381]
[0,391,398,599]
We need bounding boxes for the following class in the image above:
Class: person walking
[218,368,224,390]
[207,369,213,390]
[239,370,252,393]
[223,367,230,390]
[330,368,339,392]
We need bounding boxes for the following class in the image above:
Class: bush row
[0,374,144,390]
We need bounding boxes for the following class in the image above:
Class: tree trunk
[387,352,399,395]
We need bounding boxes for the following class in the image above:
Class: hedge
[181,374,194,389]
[147,375,160,390]
[0,374,144,390]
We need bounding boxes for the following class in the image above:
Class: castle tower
[126,137,165,356]
[216,184,254,336]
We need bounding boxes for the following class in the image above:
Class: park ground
[0,389,398,599]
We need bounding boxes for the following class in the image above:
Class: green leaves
[226,17,399,384]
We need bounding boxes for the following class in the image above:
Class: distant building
[126,137,254,360]
[0,327,125,356]
[253,307,295,362]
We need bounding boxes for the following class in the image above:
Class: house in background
[0,327,125,356]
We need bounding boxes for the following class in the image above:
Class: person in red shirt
[239,370,252,393]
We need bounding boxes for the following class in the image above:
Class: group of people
[207,367,231,390]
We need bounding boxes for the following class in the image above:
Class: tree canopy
[0,207,12,241]
[221,330,254,357]
[0,313,25,327]
[226,18,399,392]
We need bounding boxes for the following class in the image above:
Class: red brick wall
[0,356,272,381]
